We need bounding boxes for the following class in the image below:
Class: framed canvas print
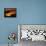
[4,8,16,17]
[18,24,46,41]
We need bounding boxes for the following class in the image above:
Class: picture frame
[4,8,17,17]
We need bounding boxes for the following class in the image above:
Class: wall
[0,0,46,44]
